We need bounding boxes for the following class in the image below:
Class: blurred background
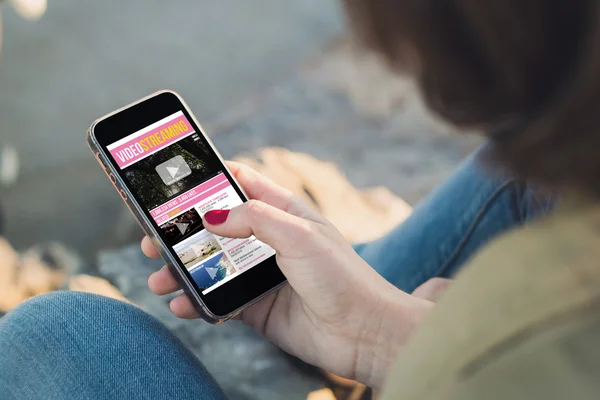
[1,0,345,264]
[0,1,480,399]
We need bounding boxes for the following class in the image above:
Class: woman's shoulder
[382,198,600,400]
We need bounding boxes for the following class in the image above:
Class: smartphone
[87,90,286,323]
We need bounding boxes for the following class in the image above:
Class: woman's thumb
[202,200,313,254]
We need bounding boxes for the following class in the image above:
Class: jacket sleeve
[453,315,600,400]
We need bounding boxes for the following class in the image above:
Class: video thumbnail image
[159,208,204,245]
[189,252,237,290]
[173,230,222,269]
[122,134,223,209]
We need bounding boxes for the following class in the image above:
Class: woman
[2,1,599,399]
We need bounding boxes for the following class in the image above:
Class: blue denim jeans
[354,148,554,293]
[0,147,554,399]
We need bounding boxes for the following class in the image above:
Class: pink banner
[151,173,230,225]
[109,114,195,169]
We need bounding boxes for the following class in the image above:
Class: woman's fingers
[226,161,293,210]
[204,200,320,257]
[226,161,318,220]
[148,268,201,319]
[148,268,199,319]
[141,236,160,259]
[141,161,318,259]
[148,266,181,295]
[169,294,200,319]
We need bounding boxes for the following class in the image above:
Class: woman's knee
[1,291,141,336]
[0,291,224,399]
[0,291,148,363]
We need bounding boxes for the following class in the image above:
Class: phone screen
[93,93,285,317]
[104,109,277,296]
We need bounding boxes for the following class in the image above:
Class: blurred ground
[0,0,343,265]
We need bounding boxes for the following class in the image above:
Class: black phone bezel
[92,91,285,317]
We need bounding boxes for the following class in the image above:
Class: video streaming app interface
[107,111,276,294]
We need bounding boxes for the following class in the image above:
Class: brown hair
[344,0,600,195]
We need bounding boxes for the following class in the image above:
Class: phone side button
[119,189,128,201]
[108,173,117,185]
[95,152,107,171]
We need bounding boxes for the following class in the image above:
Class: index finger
[142,161,317,259]
[226,161,316,219]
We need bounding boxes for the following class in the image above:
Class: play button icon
[205,268,219,280]
[155,155,192,185]
[167,166,180,179]
[175,222,189,235]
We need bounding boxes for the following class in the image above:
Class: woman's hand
[142,161,434,388]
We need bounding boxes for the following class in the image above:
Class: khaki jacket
[382,197,600,400]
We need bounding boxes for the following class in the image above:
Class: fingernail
[204,209,230,225]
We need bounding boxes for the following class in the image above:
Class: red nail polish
[204,209,230,225]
